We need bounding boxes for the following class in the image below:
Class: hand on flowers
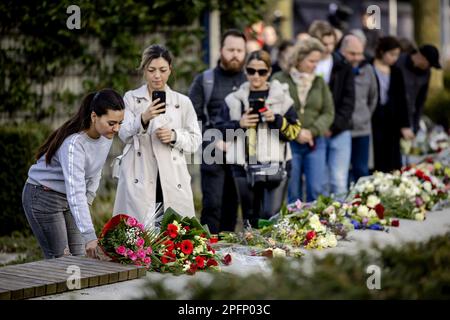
[156,127,173,144]
[85,239,98,259]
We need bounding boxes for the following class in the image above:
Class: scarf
[289,68,316,108]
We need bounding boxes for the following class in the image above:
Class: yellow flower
[273,248,286,257]
[415,213,425,221]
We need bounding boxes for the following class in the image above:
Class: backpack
[202,68,214,126]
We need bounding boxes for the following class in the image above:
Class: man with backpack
[188,29,247,233]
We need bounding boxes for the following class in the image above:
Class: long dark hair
[36,88,125,164]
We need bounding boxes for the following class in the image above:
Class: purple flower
[369,224,384,231]
[351,220,361,229]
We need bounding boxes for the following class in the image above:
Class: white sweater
[27,132,112,242]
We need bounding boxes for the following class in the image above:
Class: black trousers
[231,163,290,228]
[200,163,239,234]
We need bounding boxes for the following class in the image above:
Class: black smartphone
[152,91,166,114]
[248,99,266,122]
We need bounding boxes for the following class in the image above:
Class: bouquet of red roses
[98,214,164,269]
[152,208,230,274]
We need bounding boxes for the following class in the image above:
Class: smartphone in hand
[152,91,166,114]
[248,99,265,122]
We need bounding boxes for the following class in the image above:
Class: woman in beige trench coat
[113,44,201,224]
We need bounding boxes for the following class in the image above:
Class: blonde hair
[289,37,325,69]
[308,20,336,41]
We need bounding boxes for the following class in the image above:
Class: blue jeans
[325,130,352,199]
[22,183,85,259]
[350,135,370,184]
[288,137,327,203]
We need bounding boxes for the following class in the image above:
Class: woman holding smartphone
[113,44,201,223]
[22,89,125,259]
[218,50,301,227]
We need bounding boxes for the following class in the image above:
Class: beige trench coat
[113,84,201,223]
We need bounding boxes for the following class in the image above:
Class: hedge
[0,123,51,236]
[141,233,450,299]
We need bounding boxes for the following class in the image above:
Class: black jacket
[395,53,431,133]
[329,51,355,135]
[188,64,246,133]
[372,64,410,172]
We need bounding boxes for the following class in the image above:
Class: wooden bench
[0,256,146,300]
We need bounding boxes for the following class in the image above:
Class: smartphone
[152,91,166,114]
[248,99,266,122]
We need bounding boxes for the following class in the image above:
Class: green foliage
[141,233,450,299]
[424,89,450,131]
[0,123,52,236]
[0,232,43,266]
[0,0,270,119]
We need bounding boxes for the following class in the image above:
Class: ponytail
[36,89,125,164]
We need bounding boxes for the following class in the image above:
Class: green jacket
[272,71,334,137]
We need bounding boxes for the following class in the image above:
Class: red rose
[374,203,385,219]
[415,170,425,180]
[161,255,169,264]
[207,258,219,267]
[188,263,198,274]
[391,220,399,227]
[209,234,219,244]
[167,223,178,238]
[180,240,194,255]
[306,230,316,241]
[425,157,433,164]
[222,253,232,265]
[184,226,190,231]
[195,256,206,268]
[163,240,175,252]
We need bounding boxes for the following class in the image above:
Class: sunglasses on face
[246,67,269,76]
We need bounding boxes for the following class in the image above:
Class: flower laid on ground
[219,227,304,258]
[345,194,398,230]
[151,208,226,274]
[268,208,339,250]
[351,168,448,221]
[98,214,163,269]
[300,195,354,237]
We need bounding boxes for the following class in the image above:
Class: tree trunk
[413,0,443,90]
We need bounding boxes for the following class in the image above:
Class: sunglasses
[246,67,269,76]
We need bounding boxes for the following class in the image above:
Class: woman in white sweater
[23,89,125,259]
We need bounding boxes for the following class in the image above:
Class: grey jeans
[22,183,85,259]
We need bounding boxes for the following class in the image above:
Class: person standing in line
[371,36,415,173]
[188,29,247,233]
[339,34,378,183]
[309,20,355,200]
[272,37,335,202]
[219,50,301,226]
[396,44,442,134]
